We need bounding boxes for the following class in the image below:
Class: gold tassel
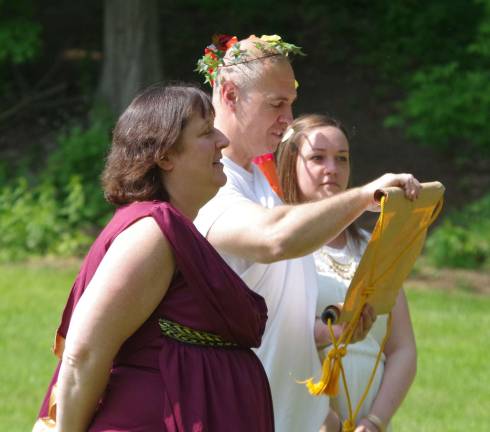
[304,345,346,396]
[342,419,355,432]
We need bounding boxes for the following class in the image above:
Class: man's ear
[156,154,174,171]
[221,81,238,112]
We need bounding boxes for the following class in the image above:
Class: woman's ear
[156,154,174,171]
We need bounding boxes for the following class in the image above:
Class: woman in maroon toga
[34,84,273,432]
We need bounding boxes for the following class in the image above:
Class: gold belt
[158,318,238,348]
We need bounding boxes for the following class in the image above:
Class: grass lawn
[393,285,490,431]
[1,261,489,431]
[0,260,79,430]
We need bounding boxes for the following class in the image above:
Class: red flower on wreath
[204,47,218,60]
[212,34,238,52]
[196,34,239,87]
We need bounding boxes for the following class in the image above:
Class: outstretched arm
[56,217,175,432]
[207,173,421,263]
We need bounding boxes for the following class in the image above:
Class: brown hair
[276,113,366,245]
[102,83,214,205]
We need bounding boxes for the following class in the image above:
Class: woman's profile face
[169,112,229,198]
[295,126,350,202]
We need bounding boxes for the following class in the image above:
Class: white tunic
[195,156,328,432]
[315,231,392,430]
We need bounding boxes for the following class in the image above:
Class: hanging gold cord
[302,195,389,397]
[303,194,443,431]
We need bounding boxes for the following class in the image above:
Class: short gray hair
[212,36,290,101]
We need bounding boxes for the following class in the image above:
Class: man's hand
[361,173,422,211]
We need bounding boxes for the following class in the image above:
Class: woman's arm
[356,289,417,431]
[56,217,175,432]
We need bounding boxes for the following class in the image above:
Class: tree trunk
[98,0,163,116]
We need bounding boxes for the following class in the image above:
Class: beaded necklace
[317,246,357,281]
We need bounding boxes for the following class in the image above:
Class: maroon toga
[37,201,274,431]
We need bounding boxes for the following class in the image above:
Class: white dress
[195,156,328,432]
[315,231,392,430]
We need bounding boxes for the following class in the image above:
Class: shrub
[0,107,114,262]
[42,105,113,225]
[0,177,93,262]
[425,194,490,269]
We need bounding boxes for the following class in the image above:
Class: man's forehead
[259,61,296,97]
[264,91,297,103]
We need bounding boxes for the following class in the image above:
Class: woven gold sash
[158,318,238,348]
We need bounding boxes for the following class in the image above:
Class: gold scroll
[338,181,445,323]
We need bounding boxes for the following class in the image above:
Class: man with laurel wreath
[194,34,421,432]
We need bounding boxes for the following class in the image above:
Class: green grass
[0,261,79,430]
[1,262,489,431]
[393,286,490,431]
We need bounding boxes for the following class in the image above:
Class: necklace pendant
[320,248,356,281]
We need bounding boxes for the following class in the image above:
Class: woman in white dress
[276,114,417,432]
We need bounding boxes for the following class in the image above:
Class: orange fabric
[53,332,65,359]
[32,333,64,431]
[253,154,284,198]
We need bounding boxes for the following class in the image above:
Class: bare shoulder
[116,216,164,241]
[114,216,169,251]
[105,216,175,277]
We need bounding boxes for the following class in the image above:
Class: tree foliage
[0,0,41,64]
[369,0,490,156]
[0,0,489,262]
[1,0,489,158]
[0,0,42,99]
[354,0,482,80]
